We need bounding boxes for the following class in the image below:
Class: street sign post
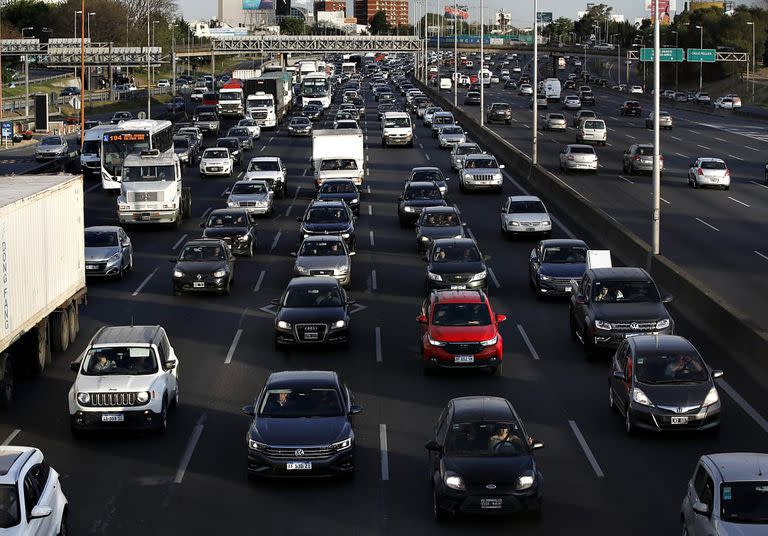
[640,47,684,62]
[687,48,716,63]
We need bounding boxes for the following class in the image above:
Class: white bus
[300,72,332,109]
[100,119,174,191]
[298,61,317,82]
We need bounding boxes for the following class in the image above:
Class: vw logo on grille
[486,484,497,490]
[630,322,640,330]
[294,449,305,457]
[196,274,202,280]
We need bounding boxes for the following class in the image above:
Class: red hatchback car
[418,290,506,376]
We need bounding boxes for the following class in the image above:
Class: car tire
[156,399,168,435]
[433,489,449,522]
[609,385,615,411]
[223,280,231,296]
[0,357,14,410]
[624,406,635,436]
[724,185,730,191]
[51,309,70,353]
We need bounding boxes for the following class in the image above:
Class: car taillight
[724,170,730,178]
[567,155,574,160]
[633,156,641,161]
[697,168,704,175]
[660,155,664,161]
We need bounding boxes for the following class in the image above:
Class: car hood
[175,260,227,273]
[296,256,349,271]
[418,226,464,240]
[504,213,549,223]
[251,416,349,446]
[85,246,120,262]
[302,222,351,233]
[430,324,496,343]
[202,158,230,166]
[318,192,359,203]
[276,306,346,323]
[75,373,156,393]
[402,199,447,208]
[638,382,712,408]
[538,262,586,278]
[229,193,270,204]
[591,302,669,321]
[245,171,281,180]
[714,522,768,536]
[440,134,466,142]
[428,261,485,275]
[465,167,501,174]
[443,455,534,485]
[37,144,65,151]
[318,170,362,180]
[203,227,249,240]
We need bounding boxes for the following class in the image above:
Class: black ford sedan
[171,238,235,295]
[398,181,447,227]
[426,396,544,520]
[528,239,589,297]
[201,208,257,256]
[273,277,352,347]
[243,370,362,478]
[425,238,487,292]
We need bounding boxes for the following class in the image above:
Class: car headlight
[444,471,466,491]
[336,265,350,274]
[516,472,535,491]
[277,320,291,330]
[703,387,719,406]
[173,269,184,278]
[539,274,551,281]
[248,438,267,451]
[341,233,351,239]
[237,234,250,242]
[632,387,653,407]
[479,335,498,346]
[227,200,238,207]
[420,236,430,242]
[542,220,552,227]
[331,436,353,451]
[295,264,309,274]
[136,391,150,404]
[107,252,121,263]
[404,206,415,213]
[464,173,472,180]
[213,269,227,278]
[428,335,446,347]
[656,318,670,330]
[333,320,346,329]
[470,270,487,282]
[76,392,90,404]
[348,198,359,204]
[594,319,612,331]
[509,221,520,227]
[427,271,442,281]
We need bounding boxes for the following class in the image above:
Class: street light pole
[74,10,82,82]
[479,0,484,126]
[21,27,33,118]
[146,0,151,119]
[79,3,85,147]
[152,20,160,89]
[672,30,678,90]
[532,0,538,164]
[695,24,703,92]
[88,13,95,112]
[747,21,755,101]
[652,0,661,255]
[453,0,457,107]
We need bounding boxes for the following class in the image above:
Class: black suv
[425,238,488,292]
[243,370,362,477]
[579,90,595,106]
[273,277,352,347]
[569,267,674,357]
[297,199,356,251]
[398,181,447,227]
[416,206,465,253]
[487,103,512,124]
[316,179,360,216]
[171,238,235,295]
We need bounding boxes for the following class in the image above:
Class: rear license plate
[85,264,98,270]
[286,462,312,470]
[450,285,466,290]
[454,355,474,363]
[304,332,319,340]
[481,498,503,509]
[192,282,205,288]
[670,416,689,425]
[101,414,124,422]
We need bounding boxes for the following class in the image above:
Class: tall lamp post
[79,5,85,147]
[747,21,755,101]
[74,10,82,82]
[695,24,703,93]
[21,27,33,118]
[479,0,484,126]
[671,30,678,90]
[87,13,95,111]
[152,20,160,89]
[453,0,457,107]
[651,0,661,255]
[146,0,151,119]
[532,0,538,164]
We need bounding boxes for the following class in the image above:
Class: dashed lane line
[253,270,266,292]
[1,429,20,446]
[172,234,188,250]
[695,217,720,232]
[174,413,207,484]
[224,329,243,365]
[379,424,390,481]
[568,420,605,478]
[517,324,540,360]
[132,267,158,297]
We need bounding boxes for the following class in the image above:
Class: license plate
[670,416,689,425]
[526,227,536,232]
[140,213,151,221]
[450,285,466,290]
[481,498,503,509]
[193,282,205,288]
[210,167,220,172]
[86,264,98,270]
[304,332,319,340]
[286,462,312,470]
[101,414,124,422]
[454,355,474,363]
[625,333,640,338]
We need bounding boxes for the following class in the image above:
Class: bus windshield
[301,78,330,97]
[102,131,150,176]
[123,165,175,182]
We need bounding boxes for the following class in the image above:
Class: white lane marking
[755,250,768,262]
[745,146,759,151]
[728,196,750,207]
[695,217,720,232]
[728,154,744,161]
[260,146,266,152]
[379,424,390,481]
[132,267,158,297]
[238,171,244,178]
[464,226,476,241]
[689,129,701,135]
[224,329,243,364]
[618,175,634,184]
[302,168,307,177]
[172,234,188,250]
[716,379,768,435]
[202,207,212,219]
[253,270,266,292]
[268,136,274,143]
[418,142,424,149]
[221,188,229,197]
[697,144,711,150]
[174,413,207,484]
[371,269,378,291]
[368,205,372,216]
[85,183,100,194]
[625,134,636,139]
[270,231,281,251]
[487,267,501,288]
[367,185,371,194]
[425,154,431,161]
[671,136,682,142]
[674,152,687,158]
[714,137,727,142]
[369,230,375,247]
[517,324,539,360]
[605,142,613,147]
[1,429,20,446]
[647,192,671,205]
[284,205,293,217]
[375,327,382,362]
[609,116,618,121]
[366,154,369,162]
[568,420,605,478]
[749,180,768,189]
[607,127,616,132]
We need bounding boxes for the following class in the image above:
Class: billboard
[645,0,675,24]
[536,12,553,23]
[243,0,274,10]
[444,5,470,20]
[496,12,512,26]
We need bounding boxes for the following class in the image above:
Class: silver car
[423,106,443,127]
[438,125,466,149]
[84,225,133,279]
[292,235,353,287]
[559,144,598,174]
[572,109,596,127]
[35,135,69,160]
[543,113,567,131]
[450,142,483,171]
[645,111,673,129]
[227,180,274,215]
[500,196,552,237]
[460,154,505,193]
[562,95,581,110]
[681,452,768,536]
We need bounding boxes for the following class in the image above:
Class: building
[314,0,346,17]
[354,0,408,27]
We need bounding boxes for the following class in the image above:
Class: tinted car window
[0,484,20,528]
[719,482,768,523]
[701,161,726,170]
[248,160,280,171]
[259,388,343,417]
[542,246,587,263]
[82,346,158,375]
[445,421,526,457]
[571,147,595,154]
[204,149,229,159]
[432,243,480,262]
[432,303,491,326]
[592,280,660,303]
[180,244,225,261]
[232,182,267,195]
[299,241,345,256]
[404,185,441,200]
[421,212,459,227]
[320,182,357,193]
[306,207,349,223]
[635,351,708,383]
[85,231,118,247]
[465,158,498,169]
[207,213,247,227]
[283,286,343,307]
[507,201,545,213]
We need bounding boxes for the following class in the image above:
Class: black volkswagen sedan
[243,370,362,478]
[273,277,352,347]
[609,335,722,435]
[201,208,257,256]
[171,238,235,295]
[297,200,356,251]
[398,181,447,227]
[426,396,544,520]
[528,239,589,297]
[316,179,361,216]
[288,115,313,136]
[416,206,465,254]
[425,238,487,292]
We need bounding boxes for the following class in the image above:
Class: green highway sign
[640,47,685,62]
[687,48,716,63]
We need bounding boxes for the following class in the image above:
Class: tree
[574,3,613,41]
[543,17,574,44]
[280,17,305,35]
[369,10,390,35]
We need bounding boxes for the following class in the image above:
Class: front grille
[610,321,659,331]
[85,392,141,407]
[252,111,268,120]
[128,191,161,202]
[295,323,328,342]
[444,342,484,355]
[446,273,472,284]
[468,174,494,181]
[547,276,577,286]
[262,445,335,460]
[239,200,262,207]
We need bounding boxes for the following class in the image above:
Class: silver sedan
[292,235,353,287]
[84,226,133,279]
[227,180,274,215]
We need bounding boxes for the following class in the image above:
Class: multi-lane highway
[438,55,768,333]
[1,77,767,535]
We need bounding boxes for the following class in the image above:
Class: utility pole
[21,28,33,118]
[672,30,678,90]
[146,0,151,119]
[79,4,85,147]
[171,23,177,99]
[747,21,755,101]
[652,0,661,255]
[453,0,458,107]
[532,0,538,165]
[479,0,484,126]
[695,24,703,93]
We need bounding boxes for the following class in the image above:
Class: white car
[199,147,234,177]
[629,85,643,94]
[190,87,206,101]
[68,325,180,434]
[237,118,262,140]
[688,158,730,190]
[500,195,552,237]
[519,84,533,96]
[562,95,582,110]
[713,96,738,109]
[559,144,598,174]
[244,156,288,198]
[34,135,68,160]
[227,179,274,215]
[0,446,69,535]
[423,106,443,127]
[156,79,170,88]
[576,119,607,146]
[695,92,712,104]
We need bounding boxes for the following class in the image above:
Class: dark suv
[619,100,642,117]
[425,238,488,292]
[569,267,674,357]
[398,181,447,227]
[297,200,356,251]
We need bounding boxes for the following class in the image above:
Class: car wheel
[0,357,13,410]
[433,489,449,522]
[625,406,635,436]
[609,386,615,411]
[58,509,69,536]
[223,280,231,296]
[156,399,168,434]
[491,362,503,376]
[681,521,689,536]
[724,185,730,191]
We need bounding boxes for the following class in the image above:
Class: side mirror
[164,360,177,371]
[169,258,177,263]
[692,501,709,516]
[270,298,280,306]
[199,222,205,228]
[346,298,356,305]
[70,361,80,372]
[496,314,507,323]
[574,295,587,305]
[349,404,363,415]
[712,369,724,379]
[289,252,297,257]
[530,439,544,450]
[689,162,696,168]
[242,404,256,416]
[499,164,505,169]
[425,440,442,452]
[612,370,626,381]
[661,295,673,304]
[483,254,492,262]
[417,314,427,324]
[30,506,52,520]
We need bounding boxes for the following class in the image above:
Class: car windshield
[291,118,310,126]
[636,146,654,156]
[197,113,217,121]
[432,303,491,326]
[123,165,175,182]
[635,351,709,384]
[701,161,726,170]
[542,246,587,263]
[283,286,344,307]
[320,159,357,171]
[258,388,343,418]
[82,140,100,154]
[384,117,410,128]
[248,160,280,172]
[412,170,444,182]
[432,244,480,262]
[441,127,463,135]
[299,240,345,256]
[494,104,511,110]
[174,138,189,149]
[229,128,248,137]
[507,201,545,214]
[320,181,357,194]
[306,207,349,223]
[41,136,63,145]
[207,212,247,228]
[217,139,238,149]
[82,346,158,376]
[114,113,131,119]
[579,112,596,118]
[549,114,565,120]
[421,212,459,227]
[335,121,358,129]
[204,149,229,159]
[405,185,441,200]
[592,280,660,303]
[85,230,118,247]
[239,120,256,127]
[720,482,768,523]
[571,147,595,154]
[457,145,481,155]
[0,484,20,528]
[232,182,267,195]
[445,421,527,457]
[583,120,604,129]
[180,244,225,261]
[465,158,497,169]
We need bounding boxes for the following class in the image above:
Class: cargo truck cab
[246,92,277,128]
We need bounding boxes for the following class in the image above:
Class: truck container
[311,129,365,188]
[232,69,262,80]
[0,174,87,407]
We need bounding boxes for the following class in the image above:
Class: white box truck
[311,130,365,188]
[0,175,87,407]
